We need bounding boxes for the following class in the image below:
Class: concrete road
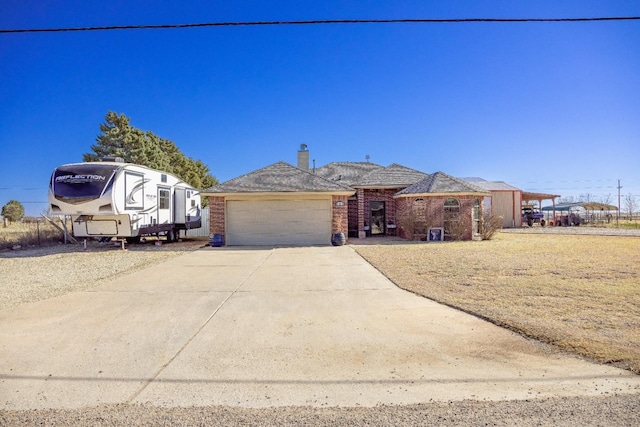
[1,246,638,409]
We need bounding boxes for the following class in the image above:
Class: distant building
[463,178,523,228]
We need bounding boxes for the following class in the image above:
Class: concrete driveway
[1,246,638,409]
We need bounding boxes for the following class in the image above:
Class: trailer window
[159,189,170,209]
[124,171,144,210]
[51,164,118,203]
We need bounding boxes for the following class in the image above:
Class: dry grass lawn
[354,233,640,374]
[0,221,63,249]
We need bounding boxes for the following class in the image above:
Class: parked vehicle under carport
[522,205,546,227]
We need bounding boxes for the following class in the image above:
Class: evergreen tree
[84,111,137,162]
[84,111,218,206]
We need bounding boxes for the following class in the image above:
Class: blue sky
[1,1,639,216]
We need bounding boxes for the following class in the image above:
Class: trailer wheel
[167,228,178,242]
[540,219,546,227]
[527,218,533,227]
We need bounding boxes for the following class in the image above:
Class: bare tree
[600,193,612,205]
[624,193,636,221]
[480,211,503,240]
[579,193,594,203]
[397,199,433,240]
[559,195,575,203]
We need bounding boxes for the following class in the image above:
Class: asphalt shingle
[203,162,355,193]
[314,162,383,186]
[354,163,429,188]
[396,171,490,195]
[463,179,521,192]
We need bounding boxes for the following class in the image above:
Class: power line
[2,16,640,34]
[0,187,47,191]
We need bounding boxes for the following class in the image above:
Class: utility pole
[617,179,622,227]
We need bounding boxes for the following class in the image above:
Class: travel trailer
[48,159,202,242]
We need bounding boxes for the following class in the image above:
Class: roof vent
[101,157,125,163]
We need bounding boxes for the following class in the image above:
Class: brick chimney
[297,144,309,170]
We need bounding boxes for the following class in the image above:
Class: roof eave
[202,190,356,198]
[394,191,490,198]
[354,184,415,189]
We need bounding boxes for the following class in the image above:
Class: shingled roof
[202,162,355,194]
[396,171,490,196]
[314,161,383,186]
[354,163,429,188]
[462,178,521,192]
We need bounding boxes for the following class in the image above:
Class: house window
[159,188,170,209]
[443,197,460,237]
[413,198,428,234]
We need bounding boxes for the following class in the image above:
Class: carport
[542,201,618,226]
[522,191,560,221]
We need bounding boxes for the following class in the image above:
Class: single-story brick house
[202,148,492,246]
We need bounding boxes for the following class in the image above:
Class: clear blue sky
[1,1,639,216]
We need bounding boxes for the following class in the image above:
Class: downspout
[512,191,516,227]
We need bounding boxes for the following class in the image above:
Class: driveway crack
[126,249,274,403]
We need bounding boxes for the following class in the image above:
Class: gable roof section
[354,163,429,188]
[314,161,383,186]
[396,171,490,197]
[202,161,354,194]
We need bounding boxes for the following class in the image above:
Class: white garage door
[226,199,331,246]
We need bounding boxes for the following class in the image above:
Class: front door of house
[370,201,386,235]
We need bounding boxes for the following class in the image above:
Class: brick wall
[332,195,349,240]
[359,188,402,236]
[347,198,358,237]
[395,195,481,241]
[208,196,225,237]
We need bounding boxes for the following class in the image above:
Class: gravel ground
[2,395,639,426]
[1,235,638,426]
[0,237,207,311]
